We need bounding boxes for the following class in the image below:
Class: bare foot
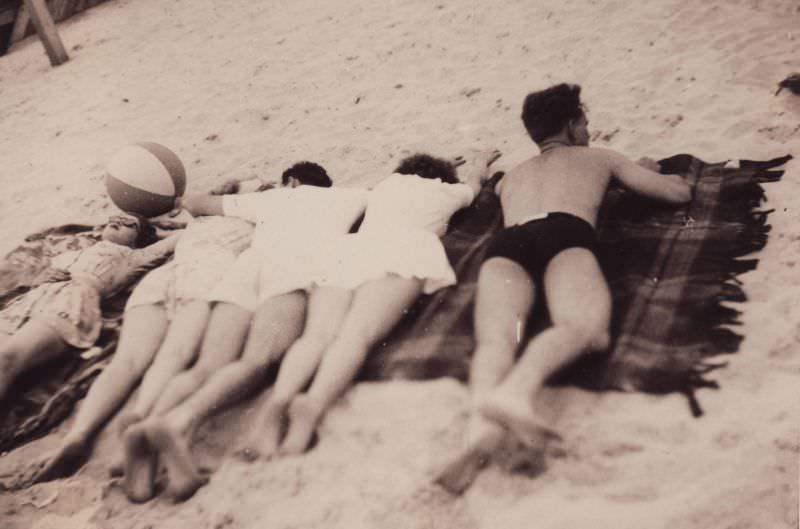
[477,393,562,448]
[279,396,322,456]
[146,421,208,502]
[234,397,288,462]
[108,453,125,478]
[434,415,504,495]
[27,433,89,484]
[122,424,157,503]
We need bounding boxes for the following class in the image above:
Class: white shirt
[359,174,474,237]
[222,186,369,249]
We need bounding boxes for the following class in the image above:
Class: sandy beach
[0,0,798,528]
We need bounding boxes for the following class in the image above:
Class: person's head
[394,153,458,184]
[281,161,332,188]
[101,213,157,248]
[521,83,589,147]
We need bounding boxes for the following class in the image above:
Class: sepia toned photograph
[0,0,798,527]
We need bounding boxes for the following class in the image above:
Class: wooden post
[10,5,31,45]
[22,0,68,66]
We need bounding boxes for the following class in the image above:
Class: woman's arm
[130,232,182,271]
[459,150,502,198]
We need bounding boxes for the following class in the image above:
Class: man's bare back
[498,146,691,229]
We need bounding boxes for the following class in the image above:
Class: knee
[588,329,611,351]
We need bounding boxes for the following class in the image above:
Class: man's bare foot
[279,395,322,456]
[434,421,503,496]
[477,392,561,448]
[122,424,157,503]
[234,397,288,462]
[27,433,89,484]
[146,421,208,502]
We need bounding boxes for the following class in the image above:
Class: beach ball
[105,142,186,217]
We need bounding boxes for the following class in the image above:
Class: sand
[0,0,798,528]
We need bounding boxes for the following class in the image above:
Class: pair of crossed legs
[120,293,306,502]
[30,301,211,483]
[436,247,611,493]
[236,275,423,461]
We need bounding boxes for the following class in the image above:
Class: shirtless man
[466,83,693,456]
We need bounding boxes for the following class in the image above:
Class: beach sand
[0,0,798,528]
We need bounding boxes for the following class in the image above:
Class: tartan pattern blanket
[0,154,789,453]
[364,154,791,416]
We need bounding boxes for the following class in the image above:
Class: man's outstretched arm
[606,150,693,205]
[176,193,224,216]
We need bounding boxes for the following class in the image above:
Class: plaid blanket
[0,154,788,453]
[364,154,791,417]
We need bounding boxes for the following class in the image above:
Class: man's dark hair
[282,161,332,187]
[521,83,585,144]
[394,153,458,184]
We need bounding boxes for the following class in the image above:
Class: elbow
[674,183,693,205]
[665,181,693,205]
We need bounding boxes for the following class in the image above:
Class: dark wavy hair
[281,161,332,187]
[131,214,159,247]
[394,153,458,184]
[521,83,586,144]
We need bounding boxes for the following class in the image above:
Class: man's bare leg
[32,305,168,483]
[479,248,611,445]
[121,301,252,503]
[280,276,423,456]
[236,287,351,461]
[146,292,307,501]
[435,257,534,494]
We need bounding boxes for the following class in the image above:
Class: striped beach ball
[105,142,186,217]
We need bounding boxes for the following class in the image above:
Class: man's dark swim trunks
[483,212,597,280]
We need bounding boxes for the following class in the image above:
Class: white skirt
[211,244,327,311]
[126,249,238,319]
[316,229,456,294]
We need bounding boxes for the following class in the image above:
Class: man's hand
[40,268,71,283]
[637,157,662,173]
[210,180,241,195]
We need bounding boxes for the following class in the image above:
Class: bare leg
[32,305,168,483]
[237,287,351,461]
[121,301,251,503]
[147,292,307,502]
[281,276,423,456]
[479,248,611,445]
[147,302,252,417]
[110,301,210,478]
[131,301,211,419]
[0,320,69,402]
[435,258,535,494]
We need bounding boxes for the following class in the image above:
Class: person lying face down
[113,161,372,503]
[0,214,180,405]
[23,162,340,491]
[438,83,693,492]
[232,149,499,462]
